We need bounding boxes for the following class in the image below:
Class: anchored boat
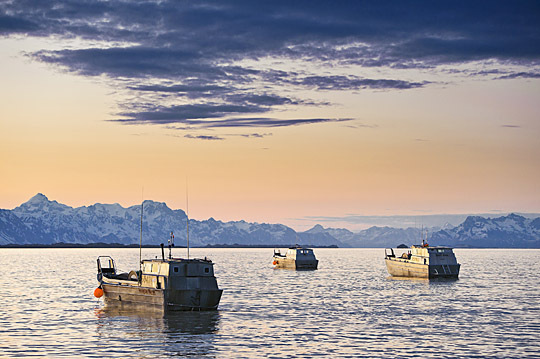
[384,242,460,279]
[273,245,318,270]
[96,251,223,311]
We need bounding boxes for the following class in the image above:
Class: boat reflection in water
[94,306,221,357]
[386,275,460,285]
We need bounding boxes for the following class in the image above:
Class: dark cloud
[295,75,426,90]
[33,47,211,78]
[117,113,351,128]
[185,134,224,141]
[260,70,426,90]
[129,84,229,94]
[5,1,540,63]
[114,103,265,125]
[0,15,39,33]
[192,118,352,128]
[236,133,272,138]
[496,72,540,80]
[171,131,272,141]
[225,94,298,106]
[182,132,272,141]
[2,0,539,132]
[501,124,521,128]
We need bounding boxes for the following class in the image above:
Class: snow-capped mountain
[1,194,539,247]
[430,214,540,248]
[0,194,306,246]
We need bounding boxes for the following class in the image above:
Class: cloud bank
[2,1,539,136]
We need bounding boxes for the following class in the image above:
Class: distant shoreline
[0,243,340,249]
[0,243,537,249]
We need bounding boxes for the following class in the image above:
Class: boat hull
[385,258,460,279]
[273,257,318,270]
[102,282,223,311]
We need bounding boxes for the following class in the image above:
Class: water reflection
[386,276,459,285]
[94,306,220,357]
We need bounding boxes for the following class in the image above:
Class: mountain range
[1,194,539,248]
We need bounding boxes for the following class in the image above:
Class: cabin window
[204,267,210,273]
[174,267,179,273]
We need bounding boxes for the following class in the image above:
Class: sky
[1,1,539,231]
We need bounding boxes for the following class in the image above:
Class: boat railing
[384,248,395,258]
[97,256,117,281]
[273,249,285,257]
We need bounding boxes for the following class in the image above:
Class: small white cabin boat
[385,243,460,279]
[273,246,318,270]
[96,254,223,311]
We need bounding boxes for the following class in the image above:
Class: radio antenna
[186,180,190,260]
[139,187,144,284]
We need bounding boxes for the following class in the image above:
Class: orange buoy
[273,260,278,265]
[94,287,104,298]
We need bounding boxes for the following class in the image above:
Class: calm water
[0,248,539,358]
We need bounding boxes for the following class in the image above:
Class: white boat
[273,246,318,270]
[384,242,460,279]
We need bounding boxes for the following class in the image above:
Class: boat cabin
[277,247,316,260]
[140,258,217,290]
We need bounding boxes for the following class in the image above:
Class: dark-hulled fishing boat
[96,252,223,311]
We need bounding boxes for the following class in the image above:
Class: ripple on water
[0,248,539,358]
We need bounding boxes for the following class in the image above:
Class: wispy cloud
[184,134,224,141]
[115,112,352,129]
[229,133,272,138]
[296,76,426,90]
[496,72,540,80]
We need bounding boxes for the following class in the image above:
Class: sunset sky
[1,1,539,230]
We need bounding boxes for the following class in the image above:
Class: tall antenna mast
[169,231,174,259]
[139,187,144,284]
[186,180,190,260]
